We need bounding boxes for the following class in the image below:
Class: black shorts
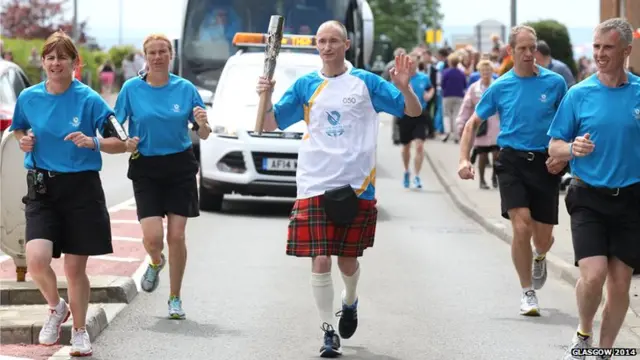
[398,114,428,145]
[127,148,200,221]
[475,145,500,154]
[25,170,112,259]
[565,180,640,269]
[494,148,562,224]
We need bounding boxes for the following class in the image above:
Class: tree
[525,19,578,77]
[369,0,444,51]
[0,0,88,42]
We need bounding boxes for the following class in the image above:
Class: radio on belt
[104,115,129,141]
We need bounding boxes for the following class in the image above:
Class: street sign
[0,131,28,281]
[425,29,442,44]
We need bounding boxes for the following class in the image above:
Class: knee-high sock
[341,264,360,306]
[311,272,335,328]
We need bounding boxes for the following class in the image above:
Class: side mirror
[198,88,214,107]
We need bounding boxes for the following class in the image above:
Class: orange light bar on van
[232,32,317,48]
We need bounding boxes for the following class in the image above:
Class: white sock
[311,272,335,328]
[523,287,533,294]
[341,264,360,306]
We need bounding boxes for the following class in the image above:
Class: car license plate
[262,158,297,171]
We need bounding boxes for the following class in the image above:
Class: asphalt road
[82,118,640,359]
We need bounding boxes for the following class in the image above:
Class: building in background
[475,20,506,53]
[600,0,640,72]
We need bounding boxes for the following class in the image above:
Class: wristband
[92,137,100,152]
[568,142,574,158]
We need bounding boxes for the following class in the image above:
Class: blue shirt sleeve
[273,80,304,130]
[364,72,405,117]
[114,84,131,126]
[475,83,497,121]
[423,73,433,90]
[8,95,29,131]
[547,89,579,142]
[189,84,205,123]
[555,77,568,108]
[88,92,115,137]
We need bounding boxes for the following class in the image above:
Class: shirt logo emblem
[173,104,180,112]
[634,108,640,120]
[70,117,80,127]
[539,94,547,103]
[325,111,344,137]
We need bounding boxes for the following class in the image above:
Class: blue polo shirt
[475,65,567,152]
[9,80,114,172]
[408,72,432,110]
[547,73,640,188]
[114,73,205,156]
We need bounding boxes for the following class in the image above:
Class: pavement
[1,112,639,359]
[421,126,640,340]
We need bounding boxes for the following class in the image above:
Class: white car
[198,50,322,211]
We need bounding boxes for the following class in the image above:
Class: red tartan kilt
[286,194,378,257]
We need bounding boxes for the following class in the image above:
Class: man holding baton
[256,20,422,358]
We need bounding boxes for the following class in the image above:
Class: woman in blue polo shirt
[10,30,127,357]
[114,33,212,320]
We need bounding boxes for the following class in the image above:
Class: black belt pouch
[25,169,46,202]
[323,185,359,226]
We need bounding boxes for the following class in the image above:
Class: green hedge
[525,19,579,78]
[2,38,138,91]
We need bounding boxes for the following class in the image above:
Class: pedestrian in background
[547,18,640,360]
[456,59,499,189]
[534,40,576,87]
[398,52,434,189]
[115,33,211,320]
[10,30,127,357]
[440,52,466,143]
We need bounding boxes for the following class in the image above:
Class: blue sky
[65,0,600,53]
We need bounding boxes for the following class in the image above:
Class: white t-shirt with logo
[273,63,406,200]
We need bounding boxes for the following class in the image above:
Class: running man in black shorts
[397,53,434,189]
[457,25,568,316]
[548,18,640,360]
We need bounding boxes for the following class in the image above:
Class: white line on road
[112,236,168,244]
[105,197,150,293]
[112,236,141,242]
[92,255,142,263]
[107,197,137,213]
[49,346,71,359]
[110,219,140,225]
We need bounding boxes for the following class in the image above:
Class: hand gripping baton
[254,15,285,135]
